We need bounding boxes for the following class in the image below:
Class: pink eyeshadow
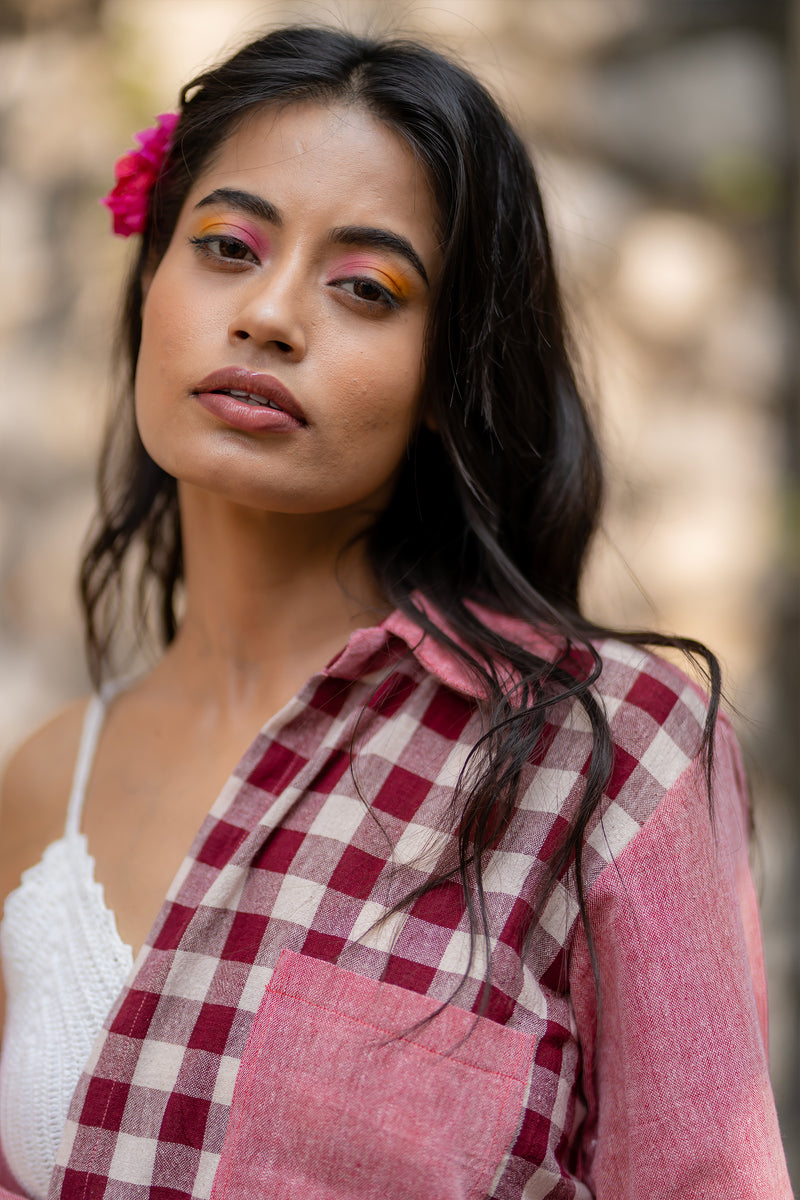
[195,217,269,258]
[330,256,412,297]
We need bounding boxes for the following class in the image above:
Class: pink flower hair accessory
[101,112,179,237]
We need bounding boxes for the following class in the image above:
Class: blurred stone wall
[1,0,797,1175]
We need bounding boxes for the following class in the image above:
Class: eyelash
[189,233,257,266]
[334,277,400,311]
[189,233,402,311]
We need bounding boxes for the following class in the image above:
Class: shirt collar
[322,593,559,699]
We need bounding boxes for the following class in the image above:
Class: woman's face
[135,102,441,520]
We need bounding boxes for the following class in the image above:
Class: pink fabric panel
[569,722,792,1197]
[211,949,533,1200]
[0,1144,25,1200]
[724,739,770,1045]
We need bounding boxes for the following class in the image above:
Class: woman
[0,24,790,1200]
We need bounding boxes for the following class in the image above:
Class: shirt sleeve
[568,718,793,1197]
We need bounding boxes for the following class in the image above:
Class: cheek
[135,286,213,424]
[345,337,425,431]
[139,253,222,363]
[134,282,191,447]
[345,384,420,443]
[137,280,174,382]
[375,367,425,434]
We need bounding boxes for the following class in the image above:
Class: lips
[192,367,307,426]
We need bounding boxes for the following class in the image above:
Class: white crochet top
[0,691,134,1200]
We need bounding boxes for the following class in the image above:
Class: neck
[159,483,389,710]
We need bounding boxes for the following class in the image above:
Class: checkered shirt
[45,604,786,1199]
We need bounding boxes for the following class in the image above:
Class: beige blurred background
[1,0,797,1177]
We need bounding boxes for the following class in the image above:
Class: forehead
[186,101,441,251]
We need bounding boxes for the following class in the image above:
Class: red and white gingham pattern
[48,610,714,1199]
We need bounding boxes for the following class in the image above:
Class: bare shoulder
[0,697,91,899]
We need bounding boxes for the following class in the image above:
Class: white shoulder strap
[64,681,126,837]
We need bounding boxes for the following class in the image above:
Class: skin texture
[0,102,441,1026]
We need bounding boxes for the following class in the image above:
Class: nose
[228,262,307,360]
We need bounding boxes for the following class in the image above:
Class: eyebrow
[194,187,429,287]
[195,188,280,225]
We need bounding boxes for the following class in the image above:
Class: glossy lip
[192,367,307,432]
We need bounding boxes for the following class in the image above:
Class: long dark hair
[81,25,720,997]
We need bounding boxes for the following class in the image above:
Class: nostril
[229,329,294,352]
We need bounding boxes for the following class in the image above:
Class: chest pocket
[211,950,533,1200]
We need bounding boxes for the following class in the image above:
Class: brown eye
[336,277,399,310]
[189,234,258,265]
[351,279,385,302]
[217,237,251,259]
